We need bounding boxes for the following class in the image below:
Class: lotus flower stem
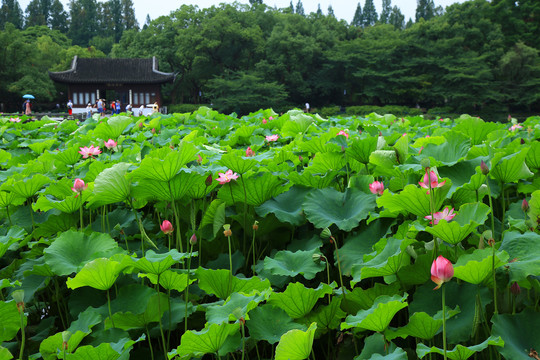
[145,325,155,360]
[428,182,438,258]
[6,206,12,226]
[227,234,233,296]
[17,305,25,360]
[251,224,257,276]
[485,180,496,238]
[325,258,331,304]
[106,288,115,328]
[79,205,84,231]
[331,236,346,299]
[500,183,506,234]
[185,244,193,332]
[155,274,167,360]
[241,320,246,360]
[491,240,498,314]
[168,182,184,255]
[442,284,447,360]
[240,174,248,256]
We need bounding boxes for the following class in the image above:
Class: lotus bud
[205,174,213,187]
[420,158,430,169]
[482,230,495,247]
[522,199,529,212]
[312,253,323,263]
[521,138,525,145]
[252,220,259,231]
[151,128,156,134]
[138,122,144,129]
[12,290,24,312]
[189,234,197,245]
[160,220,174,235]
[480,160,489,175]
[223,224,232,237]
[510,282,521,296]
[320,227,332,239]
[232,307,243,322]
[62,331,71,350]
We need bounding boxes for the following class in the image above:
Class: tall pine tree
[362,0,377,27]
[295,0,304,16]
[49,0,67,32]
[388,6,405,29]
[379,0,392,23]
[68,0,99,46]
[351,2,362,27]
[0,0,24,29]
[327,5,335,18]
[415,0,435,21]
[121,0,137,30]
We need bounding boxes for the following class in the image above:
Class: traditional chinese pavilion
[49,56,174,110]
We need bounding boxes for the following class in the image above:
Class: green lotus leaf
[307,152,347,173]
[138,270,195,293]
[341,283,401,315]
[416,335,504,360]
[0,301,25,343]
[256,186,310,226]
[44,230,121,276]
[263,248,325,280]
[54,146,81,166]
[369,149,398,168]
[0,226,25,259]
[393,133,409,164]
[0,148,12,165]
[386,307,460,341]
[206,290,269,325]
[105,292,169,330]
[419,131,471,166]
[267,282,333,319]
[275,322,317,360]
[453,116,502,145]
[131,170,201,201]
[490,149,533,183]
[351,238,413,285]
[131,143,198,182]
[303,187,376,231]
[287,171,339,189]
[217,171,286,206]
[453,249,509,284]
[492,309,540,360]
[410,282,491,344]
[423,202,490,245]
[341,294,408,332]
[499,231,540,283]
[0,346,12,360]
[396,254,436,287]
[91,162,131,206]
[525,141,540,170]
[68,343,121,360]
[196,268,271,299]
[246,305,307,344]
[199,199,226,240]
[94,115,133,140]
[0,191,24,208]
[130,249,192,275]
[28,139,57,154]
[529,190,540,226]
[34,213,78,238]
[346,137,378,164]
[306,297,346,334]
[438,160,483,196]
[298,133,334,153]
[109,284,154,315]
[281,112,313,137]
[66,258,127,291]
[8,173,50,199]
[176,322,240,357]
[40,308,102,360]
[354,333,405,360]
[377,184,437,218]
[219,152,258,174]
[33,191,90,214]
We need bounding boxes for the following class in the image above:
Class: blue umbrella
[22,94,35,99]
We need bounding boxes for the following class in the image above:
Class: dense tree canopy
[0,0,539,114]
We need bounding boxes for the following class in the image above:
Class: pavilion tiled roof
[48,56,174,84]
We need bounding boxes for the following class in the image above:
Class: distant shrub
[346,105,381,115]
[317,106,341,118]
[346,105,422,116]
[169,104,210,113]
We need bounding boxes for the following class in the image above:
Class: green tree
[295,0,304,16]
[67,0,99,46]
[327,5,334,18]
[362,0,377,27]
[0,0,24,29]
[121,0,138,30]
[206,71,287,114]
[388,6,404,29]
[351,2,362,27]
[315,3,322,17]
[379,0,391,23]
[415,0,435,22]
[498,42,540,110]
[24,0,51,27]
[249,0,264,5]
[49,0,68,32]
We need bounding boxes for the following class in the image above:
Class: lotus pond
[0,108,539,360]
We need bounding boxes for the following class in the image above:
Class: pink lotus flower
[104,139,117,149]
[425,207,456,225]
[269,116,274,120]
[160,220,174,235]
[419,170,446,190]
[197,154,203,165]
[262,119,267,124]
[509,124,523,131]
[431,255,454,290]
[246,147,254,157]
[9,117,21,123]
[369,181,384,195]
[266,134,279,142]
[337,130,349,139]
[216,169,239,184]
[79,145,101,159]
[71,178,88,194]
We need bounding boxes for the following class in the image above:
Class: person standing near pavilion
[25,100,31,115]
[115,100,121,114]
[67,99,73,115]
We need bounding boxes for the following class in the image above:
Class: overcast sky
[18,0,465,26]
